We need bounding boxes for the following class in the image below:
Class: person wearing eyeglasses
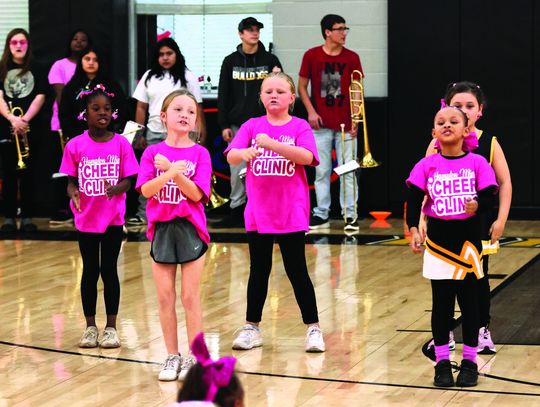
[298,14,364,232]
[0,28,47,232]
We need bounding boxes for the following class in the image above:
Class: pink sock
[463,344,477,363]
[435,344,450,363]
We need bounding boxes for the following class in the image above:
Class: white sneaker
[78,326,99,348]
[305,326,325,352]
[178,353,196,381]
[99,327,121,348]
[232,324,263,350]
[449,330,456,351]
[158,354,182,381]
[344,218,360,232]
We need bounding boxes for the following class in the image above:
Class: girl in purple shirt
[60,85,139,350]
[406,106,497,388]
[225,72,325,354]
[136,89,211,381]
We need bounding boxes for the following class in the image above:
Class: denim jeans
[312,128,358,219]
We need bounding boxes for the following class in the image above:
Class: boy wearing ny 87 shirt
[298,14,364,232]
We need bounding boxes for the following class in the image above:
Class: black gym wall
[388,0,539,218]
[22,0,130,216]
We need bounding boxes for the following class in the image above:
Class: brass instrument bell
[8,102,30,170]
[208,173,229,209]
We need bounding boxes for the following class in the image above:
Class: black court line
[1,339,539,394]
[397,329,431,333]
[237,370,540,395]
[2,229,540,247]
[489,253,540,300]
[487,274,508,279]
[0,340,160,366]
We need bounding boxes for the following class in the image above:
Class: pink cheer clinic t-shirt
[135,142,212,243]
[406,152,498,220]
[59,132,139,232]
[48,58,77,131]
[225,116,319,233]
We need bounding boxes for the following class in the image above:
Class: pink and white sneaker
[478,326,496,354]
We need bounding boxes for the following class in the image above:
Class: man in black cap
[215,16,282,228]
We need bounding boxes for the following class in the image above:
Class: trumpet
[8,102,30,170]
[350,70,380,168]
[58,129,69,152]
[208,173,229,209]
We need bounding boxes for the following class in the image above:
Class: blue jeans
[312,128,358,219]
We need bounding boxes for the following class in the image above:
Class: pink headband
[191,332,237,402]
[79,83,116,99]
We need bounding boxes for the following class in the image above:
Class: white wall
[0,0,29,52]
[272,0,387,97]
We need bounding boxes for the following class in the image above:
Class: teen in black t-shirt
[0,28,47,232]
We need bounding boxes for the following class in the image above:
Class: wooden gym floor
[1,217,539,406]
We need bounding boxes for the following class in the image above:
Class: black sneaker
[20,218,37,233]
[309,215,330,229]
[126,216,147,226]
[1,218,16,232]
[456,359,478,387]
[434,360,455,387]
[344,218,359,232]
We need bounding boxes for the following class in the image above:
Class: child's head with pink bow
[176,333,244,407]
[433,101,478,157]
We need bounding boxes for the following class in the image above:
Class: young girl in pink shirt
[59,85,139,349]
[136,89,212,381]
[225,72,325,353]
[406,106,498,388]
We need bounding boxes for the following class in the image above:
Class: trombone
[349,70,380,168]
[337,70,381,223]
[8,102,30,170]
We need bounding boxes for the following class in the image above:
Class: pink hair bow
[433,131,478,152]
[440,98,447,109]
[462,131,478,152]
[191,332,237,402]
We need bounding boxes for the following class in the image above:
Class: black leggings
[78,225,123,316]
[431,273,480,348]
[246,231,319,324]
